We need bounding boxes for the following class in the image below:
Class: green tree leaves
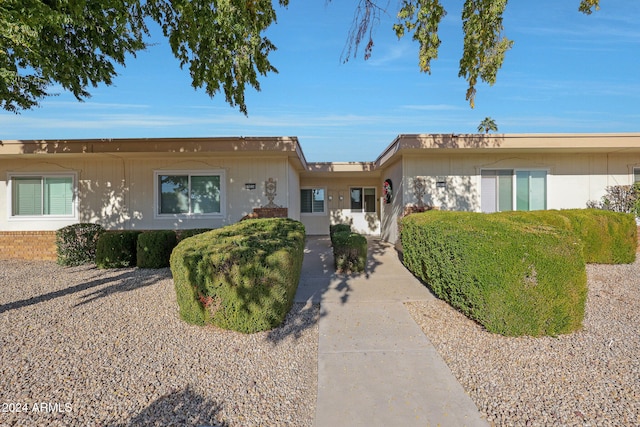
[146,0,287,115]
[458,0,512,108]
[1,0,288,114]
[0,0,601,114]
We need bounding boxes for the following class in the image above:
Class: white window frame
[633,166,640,184]
[154,169,226,219]
[350,187,377,213]
[7,172,78,221]
[300,187,327,215]
[481,169,548,212]
[513,168,548,211]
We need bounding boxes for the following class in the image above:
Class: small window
[11,175,74,217]
[350,187,376,213]
[301,188,325,214]
[633,167,640,183]
[156,171,224,216]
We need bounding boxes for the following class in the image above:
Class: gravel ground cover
[0,261,318,427]
[406,260,640,426]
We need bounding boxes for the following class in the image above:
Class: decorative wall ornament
[264,177,280,208]
[412,177,426,207]
[383,179,393,204]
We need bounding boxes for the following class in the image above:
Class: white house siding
[287,161,301,222]
[399,152,640,215]
[0,155,293,231]
[123,156,290,230]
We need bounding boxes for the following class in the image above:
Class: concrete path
[295,236,488,427]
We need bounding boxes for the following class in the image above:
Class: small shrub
[401,211,587,337]
[330,223,351,235]
[332,231,367,273]
[170,218,305,333]
[96,231,142,268]
[137,230,178,268]
[56,223,105,266]
[329,223,351,245]
[587,183,640,216]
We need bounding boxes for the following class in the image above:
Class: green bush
[502,209,636,264]
[332,231,367,273]
[96,231,142,268]
[176,228,213,241]
[136,230,178,268]
[55,223,105,266]
[170,218,306,333]
[329,223,352,246]
[401,211,587,337]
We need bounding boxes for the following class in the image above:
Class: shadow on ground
[111,385,227,427]
[0,266,170,314]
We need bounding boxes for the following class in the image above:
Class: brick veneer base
[0,231,57,261]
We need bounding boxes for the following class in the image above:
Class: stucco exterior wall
[0,155,292,231]
[400,152,640,213]
[299,175,381,235]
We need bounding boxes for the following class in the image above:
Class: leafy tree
[1,0,600,114]
[477,116,498,134]
[1,0,288,114]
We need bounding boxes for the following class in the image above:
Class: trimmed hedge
[401,211,587,337]
[329,223,352,246]
[176,228,213,241]
[96,231,142,269]
[170,218,306,333]
[56,223,105,266]
[502,209,636,264]
[137,230,178,268]
[332,231,367,273]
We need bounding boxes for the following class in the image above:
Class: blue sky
[1,0,639,162]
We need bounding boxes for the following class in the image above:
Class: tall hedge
[502,209,636,264]
[170,218,306,333]
[401,211,587,337]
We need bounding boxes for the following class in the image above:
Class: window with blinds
[11,175,74,216]
[300,188,325,214]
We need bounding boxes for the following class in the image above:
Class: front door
[350,187,379,234]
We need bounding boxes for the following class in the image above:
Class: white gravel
[0,261,318,427]
[406,259,640,426]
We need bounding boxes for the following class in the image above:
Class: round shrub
[170,218,306,332]
[137,230,178,268]
[56,223,105,266]
[96,231,141,268]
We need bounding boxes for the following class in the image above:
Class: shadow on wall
[410,175,479,212]
[424,133,504,149]
[330,210,354,229]
[78,178,137,229]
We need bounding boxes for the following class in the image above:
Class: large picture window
[156,171,224,216]
[300,188,325,214]
[11,174,75,217]
[481,169,546,213]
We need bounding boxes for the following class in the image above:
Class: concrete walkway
[294,236,488,427]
